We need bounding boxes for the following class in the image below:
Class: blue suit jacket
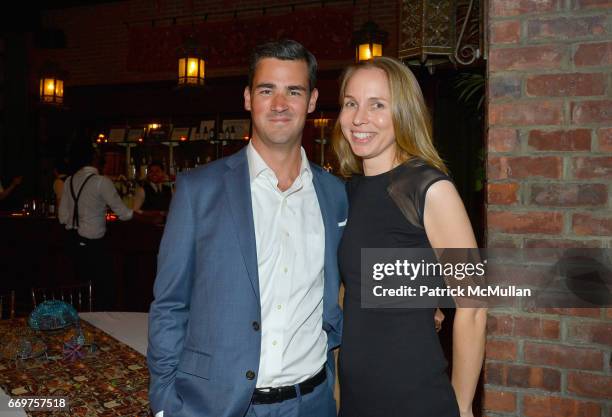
[147,147,347,417]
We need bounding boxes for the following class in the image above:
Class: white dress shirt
[59,166,133,239]
[247,142,326,388]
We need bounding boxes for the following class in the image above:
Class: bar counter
[0,213,163,313]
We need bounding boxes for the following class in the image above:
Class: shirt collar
[246,141,311,185]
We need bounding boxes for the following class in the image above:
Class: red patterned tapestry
[127,7,354,73]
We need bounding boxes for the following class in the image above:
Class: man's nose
[271,93,289,112]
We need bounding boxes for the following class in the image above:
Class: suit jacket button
[252,321,260,331]
[246,370,256,380]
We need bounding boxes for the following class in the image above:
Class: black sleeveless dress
[338,159,460,417]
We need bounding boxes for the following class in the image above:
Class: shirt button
[283,267,288,273]
[277,304,282,310]
[272,340,277,346]
[252,321,260,331]
[246,370,256,380]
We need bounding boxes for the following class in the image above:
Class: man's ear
[244,86,252,111]
[307,88,319,114]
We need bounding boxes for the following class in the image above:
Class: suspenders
[68,173,96,229]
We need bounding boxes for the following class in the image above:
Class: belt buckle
[257,386,284,404]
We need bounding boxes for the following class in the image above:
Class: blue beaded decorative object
[28,300,79,331]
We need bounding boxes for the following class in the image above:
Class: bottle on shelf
[139,157,148,179]
[128,158,137,180]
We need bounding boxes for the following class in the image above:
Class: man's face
[244,58,318,150]
[147,165,165,183]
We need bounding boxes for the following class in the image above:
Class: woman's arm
[423,180,487,417]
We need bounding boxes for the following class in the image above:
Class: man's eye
[260,89,272,95]
[289,90,301,96]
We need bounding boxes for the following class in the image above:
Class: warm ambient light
[357,42,383,61]
[177,35,205,86]
[39,76,64,105]
[353,20,387,63]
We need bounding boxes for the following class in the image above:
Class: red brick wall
[37,0,398,86]
[486,0,611,416]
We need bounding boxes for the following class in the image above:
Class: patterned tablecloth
[0,318,151,416]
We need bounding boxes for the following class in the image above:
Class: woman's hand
[434,308,444,332]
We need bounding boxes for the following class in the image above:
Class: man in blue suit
[148,39,347,417]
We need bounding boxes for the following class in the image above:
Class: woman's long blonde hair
[332,56,448,177]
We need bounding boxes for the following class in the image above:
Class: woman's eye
[372,102,385,109]
[344,101,356,108]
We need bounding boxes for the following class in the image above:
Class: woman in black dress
[333,57,487,417]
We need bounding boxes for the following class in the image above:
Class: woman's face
[339,67,396,173]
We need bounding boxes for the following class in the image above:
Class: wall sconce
[353,20,388,62]
[39,62,65,105]
[177,35,205,86]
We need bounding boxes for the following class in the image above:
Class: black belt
[251,367,327,405]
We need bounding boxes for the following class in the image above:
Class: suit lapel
[311,166,333,280]
[224,150,260,299]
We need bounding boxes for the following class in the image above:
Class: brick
[487,236,522,248]
[524,342,603,370]
[530,183,607,207]
[597,127,612,151]
[490,76,522,100]
[527,16,607,41]
[487,362,561,391]
[489,156,562,180]
[487,314,514,336]
[568,372,612,399]
[533,307,601,318]
[573,213,612,236]
[490,45,565,71]
[488,183,519,205]
[488,263,551,287]
[489,128,519,152]
[526,73,606,97]
[568,321,612,346]
[514,316,560,339]
[607,308,612,319]
[491,20,521,44]
[525,239,602,248]
[573,0,612,9]
[486,339,517,361]
[571,100,612,124]
[574,41,612,66]
[483,389,516,413]
[488,211,563,234]
[523,395,601,417]
[491,0,561,16]
[528,129,592,151]
[572,156,612,179]
[490,101,563,126]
